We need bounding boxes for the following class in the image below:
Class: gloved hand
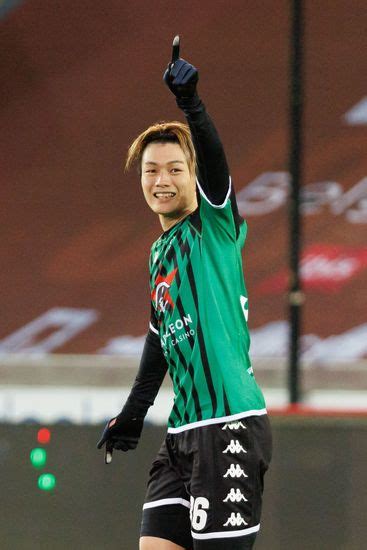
[163,35,199,99]
[97,410,144,464]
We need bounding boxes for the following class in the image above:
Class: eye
[171,168,182,173]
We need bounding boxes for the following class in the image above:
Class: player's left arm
[164,36,239,214]
[97,326,167,463]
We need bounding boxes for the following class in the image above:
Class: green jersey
[149,182,266,432]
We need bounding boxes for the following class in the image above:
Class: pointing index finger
[171,35,180,65]
[105,441,113,464]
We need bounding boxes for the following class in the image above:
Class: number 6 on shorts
[190,496,210,531]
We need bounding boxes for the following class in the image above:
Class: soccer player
[98,37,272,550]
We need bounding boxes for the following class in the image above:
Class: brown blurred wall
[1,1,366,353]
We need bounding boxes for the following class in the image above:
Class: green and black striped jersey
[149,181,266,431]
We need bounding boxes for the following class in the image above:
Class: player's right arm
[97,322,167,463]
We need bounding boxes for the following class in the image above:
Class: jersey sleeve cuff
[149,322,159,335]
[196,176,232,209]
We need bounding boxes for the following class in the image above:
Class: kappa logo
[151,268,178,313]
[222,421,247,431]
[222,440,247,454]
[223,464,248,478]
[223,488,248,503]
[223,512,248,527]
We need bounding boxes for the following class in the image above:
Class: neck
[159,205,197,231]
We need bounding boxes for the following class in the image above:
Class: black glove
[163,35,199,99]
[97,409,144,464]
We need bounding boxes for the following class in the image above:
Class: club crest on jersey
[152,268,177,313]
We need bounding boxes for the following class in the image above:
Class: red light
[37,428,51,445]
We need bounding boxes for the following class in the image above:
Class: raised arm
[163,36,230,205]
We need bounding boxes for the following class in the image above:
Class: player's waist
[167,408,267,433]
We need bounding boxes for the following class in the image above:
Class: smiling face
[141,141,198,230]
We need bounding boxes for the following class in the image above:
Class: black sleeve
[177,95,230,205]
[122,328,168,419]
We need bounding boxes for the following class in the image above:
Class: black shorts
[141,414,272,549]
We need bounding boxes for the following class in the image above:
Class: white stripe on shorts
[143,497,190,510]
[167,409,267,433]
[192,524,260,540]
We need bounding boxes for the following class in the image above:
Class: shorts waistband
[167,408,267,434]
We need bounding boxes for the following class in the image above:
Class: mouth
[153,192,176,199]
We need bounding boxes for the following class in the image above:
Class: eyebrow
[143,160,185,166]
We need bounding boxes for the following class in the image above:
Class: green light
[38,473,56,491]
[30,447,47,469]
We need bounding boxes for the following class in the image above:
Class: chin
[150,205,172,215]
[152,203,180,216]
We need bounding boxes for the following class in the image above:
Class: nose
[155,170,170,186]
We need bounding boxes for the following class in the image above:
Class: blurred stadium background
[1,0,366,548]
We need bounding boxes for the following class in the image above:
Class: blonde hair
[125,121,196,176]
